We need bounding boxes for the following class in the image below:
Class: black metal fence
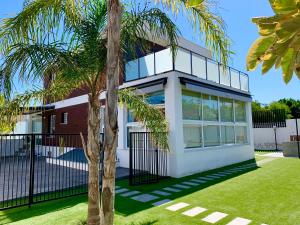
[0,133,104,210]
[252,109,287,128]
[129,132,168,185]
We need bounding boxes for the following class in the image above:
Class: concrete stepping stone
[152,199,172,206]
[219,171,233,174]
[163,187,182,193]
[182,181,199,186]
[214,173,227,177]
[166,202,190,211]
[190,179,207,183]
[173,184,191,189]
[198,177,215,181]
[131,194,159,203]
[115,188,129,194]
[202,212,228,224]
[226,217,252,225]
[152,190,171,196]
[206,175,221,179]
[182,206,207,217]
[120,191,141,197]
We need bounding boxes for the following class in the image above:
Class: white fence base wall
[168,144,254,178]
[254,119,300,149]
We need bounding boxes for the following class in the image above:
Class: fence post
[129,133,133,186]
[28,134,35,207]
[156,148,159,182]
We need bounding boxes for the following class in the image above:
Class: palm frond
[121,4,179,59]
[156,0,231,66]
[0,0,86,55]
[0,42,80,98]
[0,75,82,123]
[119,88,169,150]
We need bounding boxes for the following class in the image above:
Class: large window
[235,101,246,122]
[220,98,233,122]
[221,125,235,144]
[204,125,220,147]
[182,89,249,149]
[127,91,165,148]
[182,90,202,120]
[203,94,218,121]
[235,126,248,144]
[183,126,202,148]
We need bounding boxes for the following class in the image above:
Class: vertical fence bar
[129,133,133,186]
[28,134,35,207]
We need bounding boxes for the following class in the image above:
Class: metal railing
[129,132,168,185]
[125,47,249,92]
[252,109,287,128]
[0,133,106,210]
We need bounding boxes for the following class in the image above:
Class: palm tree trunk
[86,94,101,225]
[100,0,121,225]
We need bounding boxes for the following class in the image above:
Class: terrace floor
[0,155,299,225]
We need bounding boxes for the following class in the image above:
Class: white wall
[115,71,254,178]
[164,72,254,178]
[254,119,300,149]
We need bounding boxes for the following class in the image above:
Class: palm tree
[104,0,230,224]
[0,1,177,224]
[247,0,300,83]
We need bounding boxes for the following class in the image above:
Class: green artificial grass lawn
[1,157,300,225]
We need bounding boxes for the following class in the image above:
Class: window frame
[182,89,249,149]
[60,112,68,124]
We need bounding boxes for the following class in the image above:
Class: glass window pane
[182,90,202,120]
[204,125,220,147]
[221,126,235,144]
[155,48,173,74]
[175,48,191,74]
[183,126,202,148]
[220,66,230,86]
[140,54,154,77]
[192,53,206,79]
[203,94,218,121]
[146,91,165,105]
[125,59,139,81]
[220,98,234,122]
[231,69,240,89]
[207,60,219,83]
[235,126,248,144]
[127,110,137,123]
[240,73,249,92]
[235,101,247,122]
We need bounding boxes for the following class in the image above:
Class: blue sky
[1,0,299,104]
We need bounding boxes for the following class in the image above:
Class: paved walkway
[165,201,267,225]
[255,152,283,158]
[115,159,273,224]
[115,162,259,205]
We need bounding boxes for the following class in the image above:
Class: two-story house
[42,36,254,178]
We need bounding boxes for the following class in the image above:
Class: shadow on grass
[0,194,88,224]
[0,159,259,224]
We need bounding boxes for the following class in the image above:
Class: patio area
[1,155,299,225]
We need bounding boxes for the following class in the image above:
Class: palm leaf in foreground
[247,0,300,83]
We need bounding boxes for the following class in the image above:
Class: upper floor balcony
[125,47,249,93]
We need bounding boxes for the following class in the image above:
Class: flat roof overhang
[179,77,252,102]
[21,105,55,115]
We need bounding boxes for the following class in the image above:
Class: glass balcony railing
[125,47,250,92]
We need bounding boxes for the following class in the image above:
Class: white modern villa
[120,37,253,177]
[41,36,254,178]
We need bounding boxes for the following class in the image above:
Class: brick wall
[43,103,88,135]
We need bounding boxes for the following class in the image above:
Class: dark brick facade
[43,103,88,135]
